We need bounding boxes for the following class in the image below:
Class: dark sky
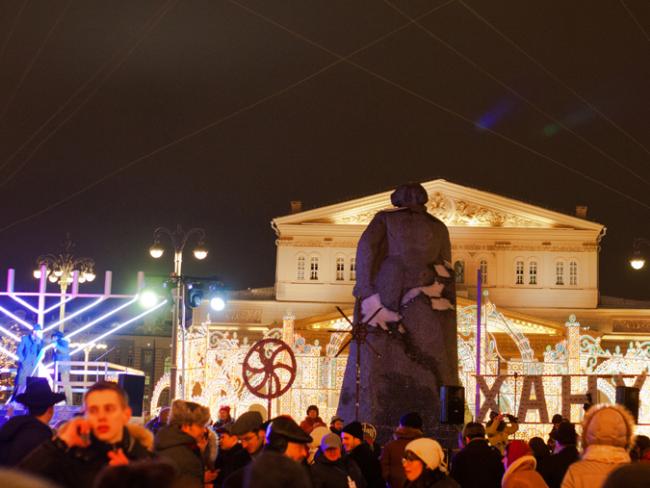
[0,0,649,300]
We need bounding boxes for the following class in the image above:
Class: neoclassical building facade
[272,179,604,311]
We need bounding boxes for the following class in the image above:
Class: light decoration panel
[160,299,650,437]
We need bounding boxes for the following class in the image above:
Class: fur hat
[169,400,210,427]
[342,421,364,441]
[582,404,635,449]
[404,438,448,473]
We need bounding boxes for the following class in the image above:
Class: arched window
[515,260,524,285]
[349,258,356,281]
[555,261,564,286]
[454,260,465,284]
[296,256,305,280]
[479,260,488,285]
[335,256,345,281]
[569,261,578,286]
[310,256,319,280]
[528,261,538,285]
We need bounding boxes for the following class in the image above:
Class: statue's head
[391,183,428,208]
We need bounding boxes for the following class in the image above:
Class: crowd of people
[0,379,649,488]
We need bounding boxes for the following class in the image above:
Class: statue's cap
[391,183,428,208]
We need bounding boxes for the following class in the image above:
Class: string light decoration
[156,299,650,436]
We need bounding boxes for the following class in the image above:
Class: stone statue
[337,183,459,442]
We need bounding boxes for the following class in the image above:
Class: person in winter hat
[0,377,64,466]
[300,405,326,434]
[381,412,424,488]
[501,440,548,488]
[154,399,213,487]
[561,404,634,488]
[311,433,366,488]
[537,421,579,488]
[342,421,384,488]
[401,438,459,488]
[241,416,313,488]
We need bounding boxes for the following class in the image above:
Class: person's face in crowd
[402,451,424,481]
[239,430,264,455]
[285,442,308,462]
[220,432,238,450]
[85,390,131,444]
[341,433,360,453]
[308,409,318,419]
[159,408,170,425]
[324,447,341,462]
[219,410,229,421]
[181,423,206,443]
[332,420,343,431]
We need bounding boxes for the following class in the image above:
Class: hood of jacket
[502,454,536,487]
[582,404,635,449]
[394,426,423,440]
[126,423,154,451]
[0,415,50,441]
[154,424,197,451]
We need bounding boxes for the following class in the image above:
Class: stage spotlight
[139,290,160,308]
[210,296,226,311]
[187,283,204,308]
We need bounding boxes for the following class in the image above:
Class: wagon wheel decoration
[242,338,297,418]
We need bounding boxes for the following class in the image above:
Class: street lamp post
[34,235,96,332]
[149,225,207,402]
[629,238,650,270]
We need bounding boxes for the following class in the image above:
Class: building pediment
[273,180,604,232]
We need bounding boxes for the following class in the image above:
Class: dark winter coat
[404,469,460,488]
[18,427,152,488]
[380,426,423,488]
[154,425,204,488]
[215,443,250,488]
[310,449,366,488]
[242,449,312,488]
[349,442,384,488]
[0,414,53,466]
[450,439,503,488]
[536,446,579,488]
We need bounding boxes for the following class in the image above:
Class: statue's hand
[361,294,401,330]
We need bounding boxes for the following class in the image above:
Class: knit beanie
[342,421,364,440]
[404,438,448,473]
[506,440,531,466]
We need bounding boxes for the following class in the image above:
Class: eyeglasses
[402,451,421,463]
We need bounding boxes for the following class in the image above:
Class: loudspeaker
[118,374,145,417]
[615,386,639,423]
[440,385,465,425]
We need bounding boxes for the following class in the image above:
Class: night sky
[0,1,649,300]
